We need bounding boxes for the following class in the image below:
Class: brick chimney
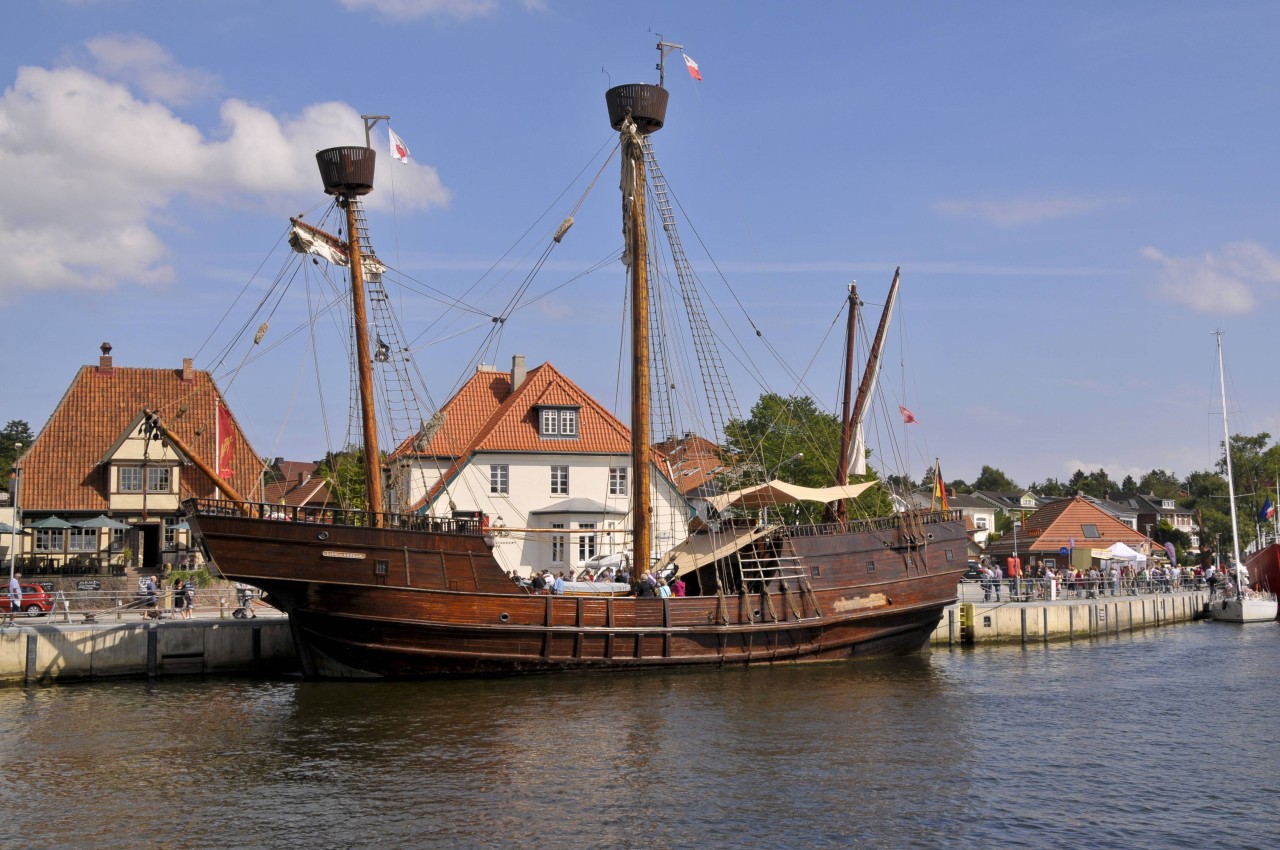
[511,354,527,390]
[98,342,113,374]
[181,357,194,383]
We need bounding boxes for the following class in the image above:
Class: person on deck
[672,575,687,597]
[552,572,565,595]
[3,572,21,625]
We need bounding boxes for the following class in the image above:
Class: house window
[490,464,509,495]
[119,467,144,493]
[34,529,62,552]
[551,466,568,495]
[163,520,178,549]
[539,408,579,438]
[1082,524,1101,539]
[110,528,128,552]
[976,516,989,530]
[609,466,627,496]
[69,528,97,552]
[550,523,566,564]
[147,467,171,493]
[578,522,597,561]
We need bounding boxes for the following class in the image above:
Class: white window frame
[551,465,569,495]
[539,407,579,438]
[609,466,627,496]
[490,464,509,495]
[68,528,98,552]
[550,522,566,564]
[146,466,171,493]
[577,522,597,561]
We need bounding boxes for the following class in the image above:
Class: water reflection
[3,623,1278,849]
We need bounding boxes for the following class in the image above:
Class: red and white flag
[898,405,918,425]
[683,53,702,82]
[389,127,410,163]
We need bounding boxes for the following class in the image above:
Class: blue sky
[4,0,1279,489]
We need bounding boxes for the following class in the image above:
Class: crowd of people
[972,558,1248,602]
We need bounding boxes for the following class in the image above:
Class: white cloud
[1140,242,1280,315]
[339,0,499,20]
[932,196,1117,227]
[86,34,217,106]
[0,49,450,302]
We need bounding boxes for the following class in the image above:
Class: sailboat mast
[314,145,384,524]
[1217,330,1242,570]
[831,284,859,523]
[345,198,385,522]
[606,81,669,577]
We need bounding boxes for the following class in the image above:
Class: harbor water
[1,620,1276,849]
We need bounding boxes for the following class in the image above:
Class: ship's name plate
[833,593,887,612]
[322,550,367,560]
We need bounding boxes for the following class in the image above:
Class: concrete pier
[931,590,1211,647]
[0,616,297,685]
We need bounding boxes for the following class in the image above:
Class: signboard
[39,582,55,593]
[1058,547,1069,556]
[77,580,102,592]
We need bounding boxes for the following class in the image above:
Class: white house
[388,355,690,577]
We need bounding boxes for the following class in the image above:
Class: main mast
[1216,330,1243,573]
[315,145,384,524]
[606,78,669,577]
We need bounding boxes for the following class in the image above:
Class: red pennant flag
[898,405,918,424]
[683,54,702,81]
[217,404,237,480]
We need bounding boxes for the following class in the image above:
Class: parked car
[963,561,984,581]
[15,584,54,617]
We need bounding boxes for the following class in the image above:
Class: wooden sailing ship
[176,62,970,678]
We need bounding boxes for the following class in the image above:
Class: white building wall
[396,451,688,576]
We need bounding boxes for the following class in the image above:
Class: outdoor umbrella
[73,515,132,530]
[0,521,16,534]
[25,516,73,529]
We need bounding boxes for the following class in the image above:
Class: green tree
[316,445,370,511]
[720,393,893,522]
[1,420,34,484]
[1066,468,1119,499]
[972,465,1018,493]
[1029,477,1068,498]
[1137,468,1182,498]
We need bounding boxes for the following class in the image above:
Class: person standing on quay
[4,572,22,625]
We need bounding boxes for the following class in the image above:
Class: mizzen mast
[315,145,384,524]
[606,80,668,577]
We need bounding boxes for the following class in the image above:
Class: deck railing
[181,498,485,535]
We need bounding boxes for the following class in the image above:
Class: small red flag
[683,54,702,81]
[898,405,918,424]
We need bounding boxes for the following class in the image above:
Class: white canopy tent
[1105,541,1147,565]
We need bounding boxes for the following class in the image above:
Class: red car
[12,584,54,617]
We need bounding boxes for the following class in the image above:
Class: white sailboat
[1207,330,1278,623]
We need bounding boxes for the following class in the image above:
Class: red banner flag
[898,405,918,424]
[217,404,236,480]
[389,127,410,163]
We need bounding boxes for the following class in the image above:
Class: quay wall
[930,591,1211,647]
[0,619,297,685]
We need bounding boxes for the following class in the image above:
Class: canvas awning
[659,523,778,577]
[26,516,73,529]
[706,479,876,513]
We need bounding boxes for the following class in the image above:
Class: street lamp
[7,442,21,584]
[768,452,804,481]
[1012,519,1022,598]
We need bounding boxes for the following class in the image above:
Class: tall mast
[1217,330,1242,571]
[315,145,384,524]
[606,80,669,577]
[831,283,859,523]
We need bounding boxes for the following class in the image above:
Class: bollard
[219,597,227,619]
[959,602,975,644]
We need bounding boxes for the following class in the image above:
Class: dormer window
[539,407,579,439]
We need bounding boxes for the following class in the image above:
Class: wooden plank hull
[184,500,969,678]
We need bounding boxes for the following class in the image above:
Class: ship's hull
[1206,593,1279,623]
[184,500,969,678]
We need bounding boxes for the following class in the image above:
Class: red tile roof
[405,361,632,511]
[652,433,723,495]
[1012,495,1151,552]
[17,357,262,513]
